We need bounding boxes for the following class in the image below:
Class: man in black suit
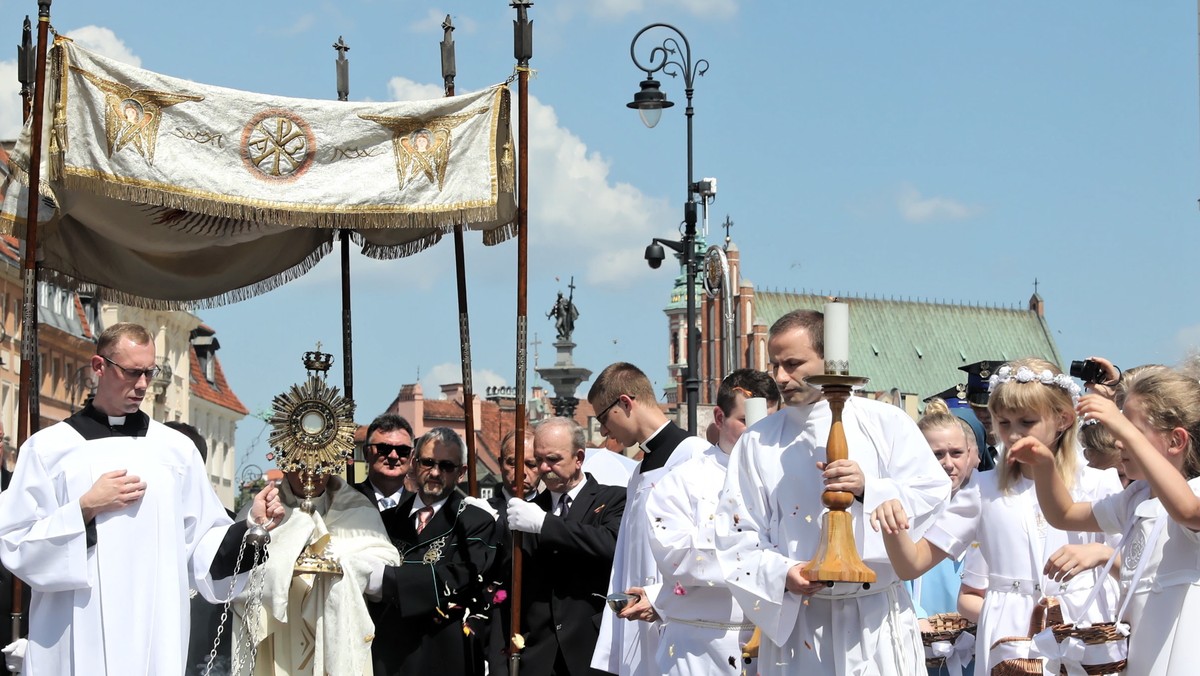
[506,417,626,676]
[484,429,539,674]
[354,413,416,511]
[372,427,499,676]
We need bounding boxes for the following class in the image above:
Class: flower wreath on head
[988,365,1083,407]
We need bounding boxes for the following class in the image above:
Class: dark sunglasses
[369,443,412,458]
[416,457,461,473]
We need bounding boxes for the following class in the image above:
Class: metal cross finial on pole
[441,16,456,93]
[18,16,34,120]
[333,36,349,102]
[721,214,733,248]
[628,23,708,435]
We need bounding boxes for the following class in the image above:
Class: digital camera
[1069,359,1106,384]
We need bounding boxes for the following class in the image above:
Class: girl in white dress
[1009,365,1200,674]
[871,358,1121,674]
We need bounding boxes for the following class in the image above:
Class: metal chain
[203,526,269,676]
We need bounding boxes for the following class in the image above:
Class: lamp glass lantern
[626,78,674,129]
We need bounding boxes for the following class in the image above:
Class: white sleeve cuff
[365,566,385,601]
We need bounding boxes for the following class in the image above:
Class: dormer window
[189,328,221,388]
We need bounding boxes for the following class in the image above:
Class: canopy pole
[440,17,480,498]
[332,36,354,481]
[509,2,533,674]
[13,0,53,644]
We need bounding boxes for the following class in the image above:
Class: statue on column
[547,278,579,342]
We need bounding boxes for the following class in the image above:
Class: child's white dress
[1092,477,1200,674]
[925,467,1122,672]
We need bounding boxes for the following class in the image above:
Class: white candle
[744,397,769,427]
[824,300,850,375]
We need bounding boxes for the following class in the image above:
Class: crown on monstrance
[303,342,334,375]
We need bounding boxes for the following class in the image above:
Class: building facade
[667,235,1062,416]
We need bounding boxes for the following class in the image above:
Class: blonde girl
[871,358,1121,672]
[1010,365,1200,673]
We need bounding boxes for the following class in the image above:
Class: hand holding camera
[1070,356,1121,396]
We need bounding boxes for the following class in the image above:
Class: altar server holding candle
[715,306,950,675]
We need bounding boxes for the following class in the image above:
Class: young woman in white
[871,358,1121,673]
[1009,365,1200,674]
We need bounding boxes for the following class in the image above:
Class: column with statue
[538,278,591,418]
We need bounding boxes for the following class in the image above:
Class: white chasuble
[234,476,399,676]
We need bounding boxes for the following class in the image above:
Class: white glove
[506,497,547,534]
[464,495,499,521]
[3,638,26,674]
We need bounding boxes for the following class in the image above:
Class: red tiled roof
[0,236,22,264]
[357,395,513,481]
[188,346,249,414]
[72,294,93,340]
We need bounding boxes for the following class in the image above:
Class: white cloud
[407,9,478,34]
[386,76,672,288]
[572,0,738,20]
[63,26,142,67]
[896,183,980,224]
[387,78,447,102]
[667,0,739,19]
[263,14,315,37]
[421,362,508,396]
[1175,324,1200,354]
[0,26,140,141]
[0,61,20,141]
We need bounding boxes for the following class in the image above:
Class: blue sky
[1,1,1197,469]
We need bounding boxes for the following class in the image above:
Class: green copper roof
[753,291,1062,399]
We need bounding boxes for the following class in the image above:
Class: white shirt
[714,397,951,675]
[369,481,404,511]
[548,480,584,516]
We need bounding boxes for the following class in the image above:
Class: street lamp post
[628,23,708,435]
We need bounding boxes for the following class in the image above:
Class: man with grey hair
[368,427,499,676]
[506,417,626,675]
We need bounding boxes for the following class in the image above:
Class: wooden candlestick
[800,376,876,586]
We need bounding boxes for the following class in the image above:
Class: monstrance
[267,345,357,575]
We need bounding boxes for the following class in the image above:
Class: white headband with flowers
[987,365,1082,406]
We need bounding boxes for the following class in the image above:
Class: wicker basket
[922,613,976,668]
[1043,620,1129,675]
[989,637,1044,676]
[989,598,1063,676]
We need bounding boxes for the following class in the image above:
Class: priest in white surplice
[714,310,950,675]
[0,323,285,676]
[587,362,711,676]
[233,470,401,676]
[645,369,780,675]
